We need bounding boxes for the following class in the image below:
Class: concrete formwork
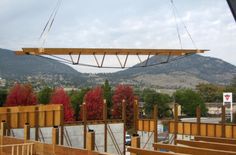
[11,123,124,155]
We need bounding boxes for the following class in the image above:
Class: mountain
[1,48,236,91]
[97,54,236,90]
[0,48,89,88]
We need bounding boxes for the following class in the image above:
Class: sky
[0,0,235,73]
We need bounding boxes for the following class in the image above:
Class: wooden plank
[184,123,191,135]
[191,123,197,136]
[196,106,201,136]
[0,108,8,126]
[143,120,150,132]
[222,105,226,138]
[226,125,233,138]
[177,122,183,134]
[16,48,208,56]
[153,143,236,155]
[169,121,174,133]
[207,124,215,137]
[153,105,158,145]
[177,140,236,152]
[103,101,107,152]
[200,124,207,136]
[174,104,178,145]
[195,136,236,144]
[216,124,222,137]
[138,120,143,131]
[233,126,236,138]
[127,147,188,155]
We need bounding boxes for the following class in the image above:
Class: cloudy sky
[0,0,235,73]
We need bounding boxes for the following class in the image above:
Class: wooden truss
[16,48,208,68]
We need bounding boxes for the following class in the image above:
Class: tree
[142,89,172,118]
[5,83,37,106]
[196,83,223,102]
[38,86,53,104]
[112,84,134,128]
[225,77,236,102]
[174,89,207,116]
[0,89,7,107]
[50,88,74,122]
[83,87,103,120]
[70,88,89,120]
[102,80,112,116]
[230,76,236,87]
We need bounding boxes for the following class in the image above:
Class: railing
[0,143,34,155]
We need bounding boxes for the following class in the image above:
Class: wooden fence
[169,121,236,138]
[0,104,63,129]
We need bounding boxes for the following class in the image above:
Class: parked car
[125,134,131,146]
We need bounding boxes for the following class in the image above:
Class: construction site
[1,0,236,155]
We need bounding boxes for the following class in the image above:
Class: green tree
[174,89,207,116]
[0,89,7,107]
[196,83,223,102]
[70,88,89,120]
[38,86,53,104]
[142,89,172,118]
[230,76,236,87]
[225,77,236,102]
[102,80,112,114]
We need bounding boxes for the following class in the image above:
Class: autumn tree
[70,88,89,120]
[83,87,103,120]
[38,86,52,104]
[112,84,134,128]
[5,83,37,106]
[50,88,74,122]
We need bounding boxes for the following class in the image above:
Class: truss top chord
[15,48,208,56]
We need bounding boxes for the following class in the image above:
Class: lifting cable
[170,0,198,49]
[171,0,183,49]
[33,0,197,69]
[39,0,62,46]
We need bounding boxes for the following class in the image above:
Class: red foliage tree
[50,88,74,122]
[112,84,134,128]
[83,87,103,120]
[5,83,37,106]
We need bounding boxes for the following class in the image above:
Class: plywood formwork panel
[0,108,8,128]
[233,126,236,138]
[191,123,197,136]
[215,125,222,137]
[226,125,233,138]
[200,124,207,136]
[207,124,215,137]
[183,123,191,135]
[169,122,174,133]
[178,123,183,134]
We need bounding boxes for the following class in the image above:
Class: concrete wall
[11,123,124,155]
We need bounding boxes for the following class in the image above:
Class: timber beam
[15,48,208,56]
[153,143,236,155]
[194,136,236,144]
[176,140,236,152]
